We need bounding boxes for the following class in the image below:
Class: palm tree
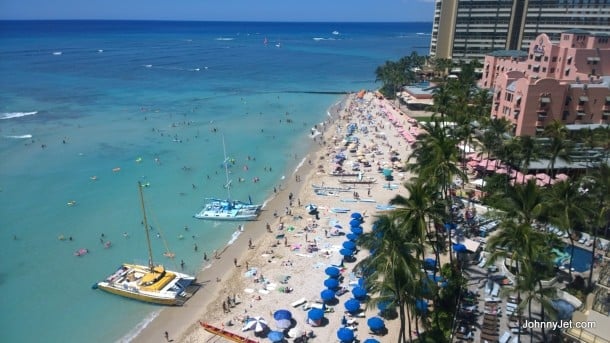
[542,120,573,179]
[496,179,545,225]
[582,165,610,287]
[544,180,590,279]
[356,213,423,343]
[516,135,542,183]
[409,121,467,265]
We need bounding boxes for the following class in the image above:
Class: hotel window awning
[533,64,540,68]
[540,97,551,103]
[587,56,601,61]
[605,96,610,102]
[577,112,586,116]
[515,96,522,102]
[580,96,589,102]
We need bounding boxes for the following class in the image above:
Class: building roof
[487,50,528,58]
[563,28,591,35]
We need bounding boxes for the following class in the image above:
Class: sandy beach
[132,91,423,343]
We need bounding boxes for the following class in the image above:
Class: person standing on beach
[164,331,169,341]
[234,258,238,267]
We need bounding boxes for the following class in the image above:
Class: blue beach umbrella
[363,339,380,343]
[321,288,336,302]
[350,227,363,235]
[340,248,354,257]
[342,241,357,250]
[352,286,367,299]
[349,219,361,227]
[325,266,341,278]
[416,299,428,314]
[267,330,284,342]
[337,327,355,343]
[308,308,325,321]
[351,212,362,219]
[367,316,385,331]
[377,300,392,311]
[324,278,339,289]
[346,233,359,241]
[344,298,361,313]
[453,243,467,253]
[424,258,436,269]
[273,309,292,321]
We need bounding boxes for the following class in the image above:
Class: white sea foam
[227,230,241,245]
[4,134,32,139]
[215,37,235,41]
[1,111,38,120]
[116,309,162,343]
[52,51,62,55]
[293,157,307,175]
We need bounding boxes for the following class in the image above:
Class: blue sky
[0,0,436,22]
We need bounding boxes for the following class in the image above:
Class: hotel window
[544,56,549,62]
[562,111,569,120]
[550,68,555,73]
[552,56,557,62]
[567,56,573,65]
[565,96,572,106]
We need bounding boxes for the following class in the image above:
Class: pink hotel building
[479,30,610,136]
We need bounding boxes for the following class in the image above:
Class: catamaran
[194,136,262,221]
[93,182,196,305]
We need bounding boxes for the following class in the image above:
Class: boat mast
[222,135,232,200]
[138,181,155,270]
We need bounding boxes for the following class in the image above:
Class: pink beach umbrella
[495,167,508,174]
[555,173,569,181]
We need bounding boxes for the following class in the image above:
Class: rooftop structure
[478,31,610,136]
[430,0,610,62]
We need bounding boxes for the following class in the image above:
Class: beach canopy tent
[424,258,436,270]
[340,248,354,257]
[352,286,367,299]
[351,212,362,219]
[324,278,340,289]
[367,317,385,331]
[321,288,336,302]
[363,339,380,343]
[243,316,269,333]
[325,266,341,278]
[273,309,292,329]
[267,330,284,342]
[344,298,361,313]
[337,327,355,343]
[343,241,357,250]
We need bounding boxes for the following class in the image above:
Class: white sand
[134,92,424,343]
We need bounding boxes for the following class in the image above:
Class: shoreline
[131,95,347,343]
[132,90,420,343]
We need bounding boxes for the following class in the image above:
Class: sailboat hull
[95,263,195,306]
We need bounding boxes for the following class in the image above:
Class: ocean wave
[4,134,32,139]
[312,37,336,41]
[227,229,241,245]
[0,111,38,120]
[215,37,235,41]
[116,309,162,343]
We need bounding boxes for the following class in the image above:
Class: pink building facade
[478,30,610,136]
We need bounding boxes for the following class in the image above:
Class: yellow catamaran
[93,182,196,305]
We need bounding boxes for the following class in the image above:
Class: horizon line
[0,18,433,24]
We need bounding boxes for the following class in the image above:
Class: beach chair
[491,283,500,297]
[291,298,307,307]
[478,258,487,268]
[499,331,511,343]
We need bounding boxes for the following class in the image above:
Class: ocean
[0,20,431,342]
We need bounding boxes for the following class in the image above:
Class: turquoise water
[0,20,431,342]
